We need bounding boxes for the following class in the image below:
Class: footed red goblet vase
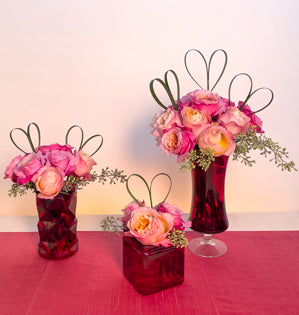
[189,155,229,257]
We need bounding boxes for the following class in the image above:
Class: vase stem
[202,234,213,245]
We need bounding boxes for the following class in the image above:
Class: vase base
[188,236,227,258]
[38,239,78,260]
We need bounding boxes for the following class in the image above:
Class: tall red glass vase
[36,191,78,259]
[189,155,229,257]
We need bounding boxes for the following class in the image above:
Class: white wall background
[0,0,298,216]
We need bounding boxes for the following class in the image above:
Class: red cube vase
[123,236,184,295]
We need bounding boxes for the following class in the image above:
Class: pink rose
[37,143,73,154]
[127,206,174,246]
[157,202,191,231]
[13,153,43,185]
[32,166,65,199]
[73,150,96,180]
[4,155,23,182]
[180,105,211,131]
[197,124,236,156]
[150,108,182,144]
[237,102,264,133]
[47,150,76,176]
[160,125,196,161]
[186,90,230,117]
[218,106,251,136]
[120,200,145,225]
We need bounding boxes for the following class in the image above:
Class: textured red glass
[190,155,229,234]
[123,236,184,295]
[36,191,78,259]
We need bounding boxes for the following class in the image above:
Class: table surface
[0,231,299,315]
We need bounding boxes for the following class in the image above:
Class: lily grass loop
[126,173,172,209]
[9,122,41,154]
[184,48,228,91]
[149,70,180,111]
[228,73,274,114]
[65,125,103,156]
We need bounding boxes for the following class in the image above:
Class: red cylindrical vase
[36,191,78,259]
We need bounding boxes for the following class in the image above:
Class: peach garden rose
[181,106,211,131]
[32,166,65,199]
[196,124,236,156]
[127,206,174,246]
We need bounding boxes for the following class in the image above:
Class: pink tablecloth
[0,231,298,315]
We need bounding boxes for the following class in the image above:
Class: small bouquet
[4,122,127,199]
[101,173,190,248]
[150,49,296,172]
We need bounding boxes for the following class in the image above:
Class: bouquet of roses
[150,49,296,172]
[101,173,190,248]
[4,123,126,199]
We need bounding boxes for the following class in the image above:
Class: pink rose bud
[157,202,191,230]
[151,108,182,145]
[73,150,96,180]
[186,90,230,117]
[160,125,196,161]
[237,102,264,133]
[37,143,73,154]
[48,150,76,176]
[218,107,251,136]
[4,155,23,181]
[13,153,43,185]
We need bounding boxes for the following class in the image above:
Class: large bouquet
[150,49,296,172]
[101,173,190,248]
[4,123,126,199]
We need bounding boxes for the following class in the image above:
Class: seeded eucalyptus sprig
[8,182,36,197]
[100,216,125,234]
[180,147,215,172]
[167,229,188,248]
[62,168,127,193]
[179,129,296,172]
[233,128,297,172]
[8,167,127,198]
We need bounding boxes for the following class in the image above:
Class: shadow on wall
[127,106,159,160]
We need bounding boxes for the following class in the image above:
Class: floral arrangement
[4,123,127,199]
[101,173,190,248]
[150,49,296,172]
